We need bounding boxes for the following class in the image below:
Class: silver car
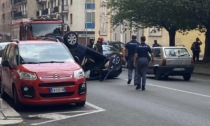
[147,46,194,81]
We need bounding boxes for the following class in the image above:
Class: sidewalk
[193,62,210,75]
[0,63,209,126]
[0,99,23,126]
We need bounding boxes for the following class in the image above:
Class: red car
[1,40,86,110]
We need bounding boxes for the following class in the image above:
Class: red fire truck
[11,18,70,41]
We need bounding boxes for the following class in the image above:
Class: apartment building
[36,0,95,44]
[94,0,171,46]
[11,0,38,20]
[0,0,12,41]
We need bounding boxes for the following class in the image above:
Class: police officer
[133,36,154,90]
[87,38,95,49]
[122,34,139,85]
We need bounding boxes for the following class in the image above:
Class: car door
[147,48,162,74]
[1,44,16,96]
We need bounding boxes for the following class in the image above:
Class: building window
[51,1,53,8]
[63,0,68,5]
[86,12,95,23]
[70,0,73,5]
[85,3,95,9]
[70,14,73,24]
[86,0,95,3]
[58,0,60,6]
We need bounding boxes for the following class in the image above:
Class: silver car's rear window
[164,48,190,57]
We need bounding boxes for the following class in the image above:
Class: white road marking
[148,83,210,98]
[30,102,105,126]
[123,78,210,98]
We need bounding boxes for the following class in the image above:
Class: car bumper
[16,78,86,106]
[156,65,194,76]
[19,96,86,106]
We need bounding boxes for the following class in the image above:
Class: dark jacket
[94,42,103,54]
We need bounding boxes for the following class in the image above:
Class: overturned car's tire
[64,32,78,49]
[107,53,122,71]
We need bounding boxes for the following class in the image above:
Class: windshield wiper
[21,61,40,64]
[39,61,65,63]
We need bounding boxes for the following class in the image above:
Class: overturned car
[61,32,122,81]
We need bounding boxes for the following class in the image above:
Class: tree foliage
[107,0,197,46]
[108,0,210,61]
[180,0,210,61]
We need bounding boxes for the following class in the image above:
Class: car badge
[53,73,60,78]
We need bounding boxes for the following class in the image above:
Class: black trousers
[193,51,200,62]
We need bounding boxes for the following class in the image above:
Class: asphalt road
[17,69,210,126]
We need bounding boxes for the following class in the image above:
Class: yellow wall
[145,28,205,56]
[144,28,169,46]
[175,30,205,56]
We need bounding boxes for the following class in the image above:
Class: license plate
[50,87,66,93]
[173,68,185,71]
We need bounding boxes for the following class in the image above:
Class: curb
[0,99,24,126]
[193,67,210,75]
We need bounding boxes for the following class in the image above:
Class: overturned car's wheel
[64,32,78,49]
[107,53,122,71]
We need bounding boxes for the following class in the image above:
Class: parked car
[102,40,125,55]
[1,40,86,110]
[147,46,194,81]
[102,45,120,57]
[0,42,11,62]
[0,42,11,88]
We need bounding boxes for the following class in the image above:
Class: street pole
[85,1,88,46]
[120,20,123,42]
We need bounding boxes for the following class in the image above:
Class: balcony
[42,8,50,15]
[14,0,27,5]
[12,6,18,12]
[53,6,59,13]
[59,5,69,13]
[85,3,95,10]
[14,10,27,18]
[85,23,95,29]
[37,0,46,3]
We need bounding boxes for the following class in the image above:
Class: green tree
[180,0,210,61]
[107,0,197,46]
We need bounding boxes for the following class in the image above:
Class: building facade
[94,0,169,46]
[36,0,96,45]
[0,0,12,41]
[12,0,38,20]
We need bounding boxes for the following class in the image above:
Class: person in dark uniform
[94,37,103,54]
[152,40,161,47]
[122,35,139,85]
[191,37,202,62]
[133,36,154,90]
[87,38,95,49]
